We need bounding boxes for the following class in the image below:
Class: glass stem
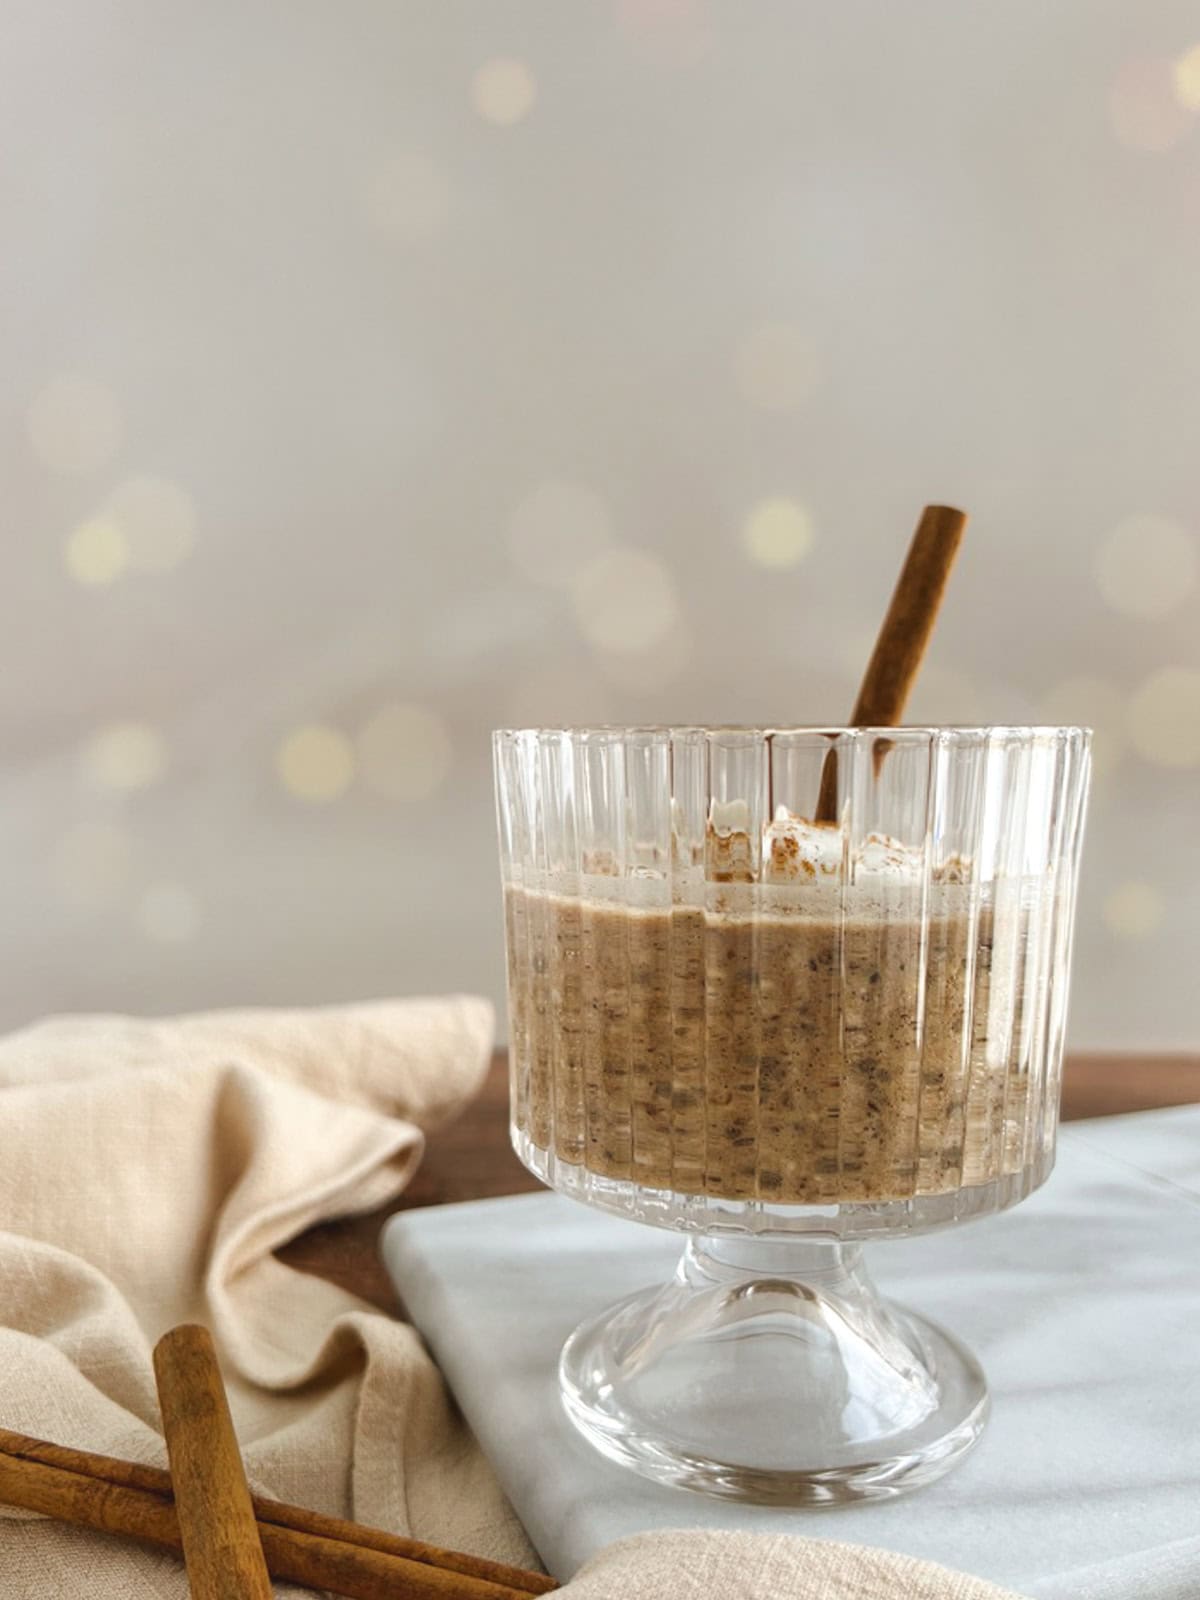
[682,1233,869,1290]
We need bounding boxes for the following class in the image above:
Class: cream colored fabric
[569,1531,1027,1599]
[0,998,535,1594]
[0,999,1027,1598]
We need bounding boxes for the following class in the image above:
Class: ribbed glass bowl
[494,726,1090,1504]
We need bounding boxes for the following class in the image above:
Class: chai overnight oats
[504,804,1055,1207]
[494,575,1090,1502]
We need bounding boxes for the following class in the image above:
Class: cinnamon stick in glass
[814,503,968,823]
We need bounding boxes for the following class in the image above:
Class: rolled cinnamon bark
[815,503,967,822]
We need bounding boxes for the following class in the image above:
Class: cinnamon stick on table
[814,503,968,823]
[153,1325,274,1600]
[0,1426,552,1600]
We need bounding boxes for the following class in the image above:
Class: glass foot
[559,1235,988,1505]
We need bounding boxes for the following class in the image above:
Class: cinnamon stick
[0,1425,554,1594]
[153,1325,273,1600]
[0,1430,549,1600]
[815,503,967,822]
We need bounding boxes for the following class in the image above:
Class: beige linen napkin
[569,1532,1025,1598]
[0,998,1027,1599]
[0,997,534,1594]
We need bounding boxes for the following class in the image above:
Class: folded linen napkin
[0,999,1025,1598]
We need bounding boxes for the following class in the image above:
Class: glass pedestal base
[559,1235,988,1505]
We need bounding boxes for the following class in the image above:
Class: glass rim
[493,723,1092,741]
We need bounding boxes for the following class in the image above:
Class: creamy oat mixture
[505,811,1048,1205]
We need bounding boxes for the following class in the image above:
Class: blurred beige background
[3,2,1197,1046]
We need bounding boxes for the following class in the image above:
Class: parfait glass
[494,726,1091,1505]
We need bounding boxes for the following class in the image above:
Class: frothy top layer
[559,803,971,897]
[706,804,965,886]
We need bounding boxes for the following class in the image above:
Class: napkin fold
[0,998,1026,1598]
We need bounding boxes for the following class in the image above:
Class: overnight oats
[495,724,1090,1501]
[499,730,1085,1229]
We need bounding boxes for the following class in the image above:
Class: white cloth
[0,998,1031,1597]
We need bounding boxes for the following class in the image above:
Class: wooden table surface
[278,1051,1200,1314]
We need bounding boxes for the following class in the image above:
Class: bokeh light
[137,882,199,943]
[508,479,612,588]
[109,476,197,573]
[276,725,355,802]
[1095,514,1196,618]
[1173,43,1200,110]
[83,722,167,791]
[50,822,130,908]
[1039,674,1127,777]
[572,546,680,654]
[741,497,815,569]
[1109,57,1194,153]
[357,703,452,801]
[734,324,819,412]
[1102,880,1165,940]
[364,152,451,242]
[1127,667,1200,768]
[64,517,129,586]
[471,58,537,127]
[592,620,692,694]
[28,376,123,474]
